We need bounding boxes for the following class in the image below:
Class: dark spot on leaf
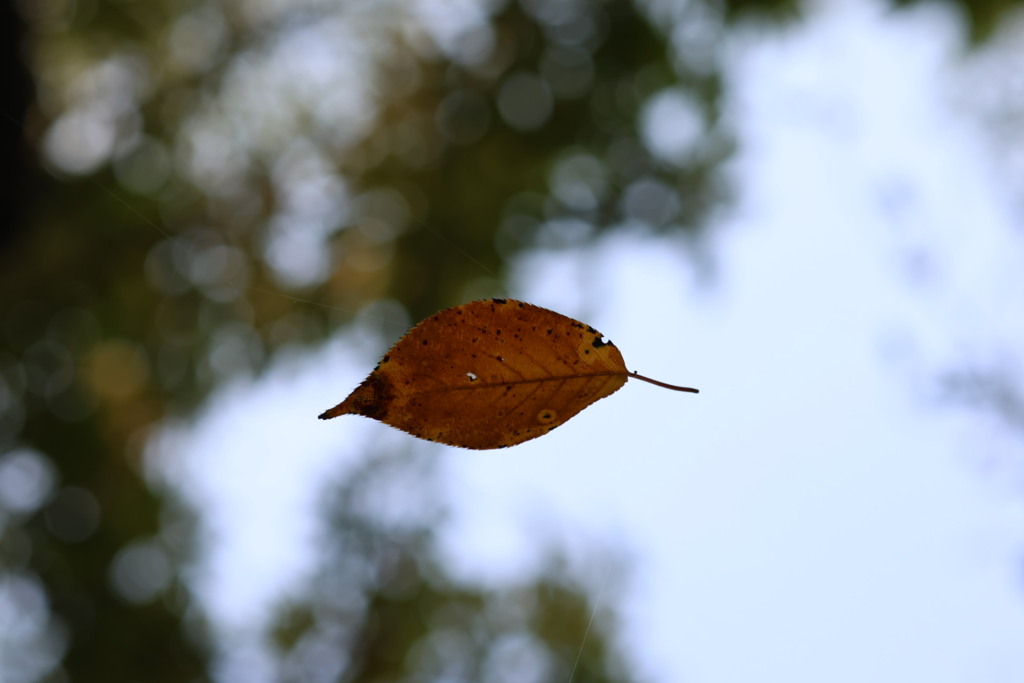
[496,356,504,362]
[592,336,609,348]
[587,326,597,334]
[493,298,507,304]
[537,409,557,425]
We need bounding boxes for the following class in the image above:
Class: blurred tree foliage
[890,0,1024,43]
[0,0,1018,681]
[269,449,633,682]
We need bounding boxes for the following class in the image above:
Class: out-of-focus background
[3,0,1024,681]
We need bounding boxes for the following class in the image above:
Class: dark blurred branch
[941,366,1024,435]
[0,0,33,254]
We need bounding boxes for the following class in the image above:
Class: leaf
[319,298,698,449]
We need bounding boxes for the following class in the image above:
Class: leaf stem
[628,371,699,393]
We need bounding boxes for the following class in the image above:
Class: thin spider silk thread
[568,568,610,683]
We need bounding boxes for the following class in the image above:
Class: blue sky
[151,1,1024,681]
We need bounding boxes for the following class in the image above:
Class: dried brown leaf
[319,298,697,449]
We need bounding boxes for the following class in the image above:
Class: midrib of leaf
[413,371,627,393]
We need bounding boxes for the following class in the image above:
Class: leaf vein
[413,371,625,394]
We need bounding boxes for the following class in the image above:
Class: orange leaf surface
[319,298,698,449]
